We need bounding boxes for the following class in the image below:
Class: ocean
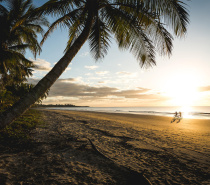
[46,106,210,120]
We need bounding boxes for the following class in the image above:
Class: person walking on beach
[179,112,182,118]
[176,112,182,123]
[171,112,178,123]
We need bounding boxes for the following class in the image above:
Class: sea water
[46,106,210,120]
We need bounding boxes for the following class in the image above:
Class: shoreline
[38,109,210,132]
[35,106,210,120]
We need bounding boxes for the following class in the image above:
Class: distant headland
[36,104,89,107]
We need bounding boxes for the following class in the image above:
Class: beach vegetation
[0,84,33,111]
[0,109,42,149]
[0,0,189,129]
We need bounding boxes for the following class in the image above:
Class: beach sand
[0,109,209,184]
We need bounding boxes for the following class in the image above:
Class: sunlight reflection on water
[180,106,193,119]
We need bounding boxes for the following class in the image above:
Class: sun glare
[163,73,200,107]
[180,106,193,118]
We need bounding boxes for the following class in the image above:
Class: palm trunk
[0,13,94,129]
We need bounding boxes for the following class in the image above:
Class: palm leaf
[89,17,111,60]
[141,0,189,36]
[41,8,83,46]
[34,0,77,17]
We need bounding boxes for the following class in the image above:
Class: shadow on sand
[0,131,152,185]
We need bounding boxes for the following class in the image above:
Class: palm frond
[103,4,155,67]
[141,0,189,36]
[16,26,42,56]
[41,8,83,46]
[89,17,111,60]
[24,24,45,35]
[0,3,8,15]
[8,44,30,52]
[148,22,173,56]
[34,0,77,17]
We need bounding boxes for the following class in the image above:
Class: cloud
[28,77,172,106]
[58,78,78,83]
[32,58,52,71]
[116,71,133,75]
[28,78,76,85]
[66,67,71,71]
[85,65,99,70]
[98,81,105,84]
[28,78,165,101]
[64,67,71,73]
[96,71,109,75]
[198,86,210,92]
[80,52,89,57]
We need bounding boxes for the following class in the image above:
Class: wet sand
[0,109,209,184]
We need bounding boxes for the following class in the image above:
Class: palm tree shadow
[0,137,152,185]
[87,138,152,185]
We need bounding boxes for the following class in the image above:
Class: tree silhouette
[0,0,48,111]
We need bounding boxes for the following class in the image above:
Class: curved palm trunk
[0,14,94,129]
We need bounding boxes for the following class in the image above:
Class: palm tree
[0,0,48,113]
[0,0,189,129]
[0,0,48,87]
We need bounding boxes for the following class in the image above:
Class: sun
[163,72,200,106]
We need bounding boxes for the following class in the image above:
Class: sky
[26,0,210,107]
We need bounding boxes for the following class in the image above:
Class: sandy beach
[0,109,209,184]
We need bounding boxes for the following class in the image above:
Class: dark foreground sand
[0,109,209,184]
